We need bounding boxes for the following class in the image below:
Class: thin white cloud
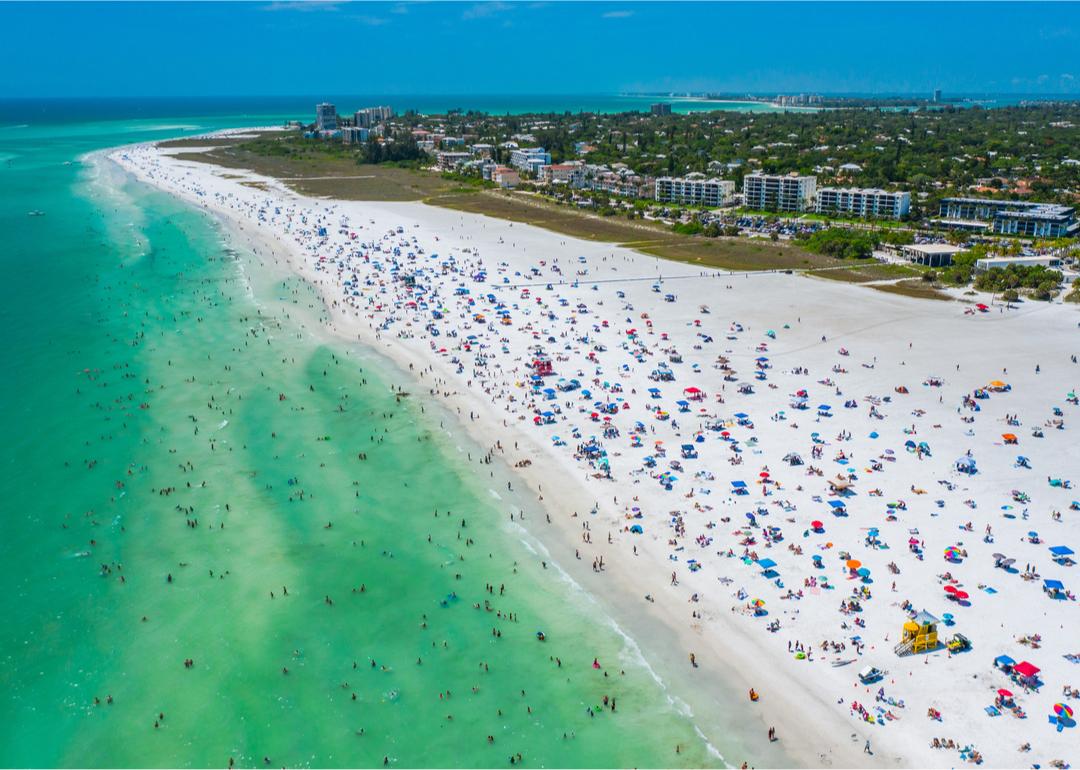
[261,1,342,12]
[602,9,634,18]
[462,1,511,20]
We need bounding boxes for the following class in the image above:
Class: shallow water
[0,109,715,766]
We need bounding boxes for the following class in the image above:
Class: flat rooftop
[904,243,965,254]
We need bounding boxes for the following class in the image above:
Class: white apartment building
[655,174,735,207]
[491,166,520,188]
[315,103,338,132]
[341,126,370,145]
[509,147,552,175]
[541,163,584,186]
[742,173,817,213]
[816,187,911,219]
[354,106,394,128]
[583,166,651,197]
[435,151,471,171]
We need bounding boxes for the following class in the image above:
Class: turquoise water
[0,112,716,767]
[2,93,1057,131]
[0,95,781,126]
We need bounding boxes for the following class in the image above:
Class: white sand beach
[111,134,1080,769]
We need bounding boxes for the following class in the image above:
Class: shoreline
[107,132,1080,769]
[100,140,858,767]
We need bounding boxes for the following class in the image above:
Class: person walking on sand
[864,739,872,755]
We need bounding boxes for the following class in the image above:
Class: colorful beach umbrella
[1055,703,1074,718]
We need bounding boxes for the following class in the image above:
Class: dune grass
[873,278,953,301]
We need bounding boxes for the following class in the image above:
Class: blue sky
[1,1,1077,97]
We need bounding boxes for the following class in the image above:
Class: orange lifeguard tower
[895,610,939,656]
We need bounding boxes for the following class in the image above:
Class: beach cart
[858,666,885,685]
[947,633,972,653]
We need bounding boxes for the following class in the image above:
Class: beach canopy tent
[955,456,978,474]
[1013,661,1040,680]
[994,654,1016,671]
[1050,546,1075,557]
[829,477,854,494]
[828,500,847,515]
[757,558,778,571]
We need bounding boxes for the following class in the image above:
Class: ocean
[2,92,1062,130]
[0,104,717,767]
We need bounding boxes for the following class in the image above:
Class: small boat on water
[28,210,45,216]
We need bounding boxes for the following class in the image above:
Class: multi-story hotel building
[655,174,735,207]
[742,173,817,213]
[816,187,911,219]
[938,198,1078,238]
[315,103,338,132]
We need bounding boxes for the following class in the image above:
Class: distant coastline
[4,92,1080,127]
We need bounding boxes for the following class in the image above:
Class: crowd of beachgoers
[112,131,1079,769]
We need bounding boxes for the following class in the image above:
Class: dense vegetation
[231,132,426,166]
[973,264,1063,299]
[794,228,914,259]
[796,229,878,259]
[394,104,1080,215]
[223,105,1080,295]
